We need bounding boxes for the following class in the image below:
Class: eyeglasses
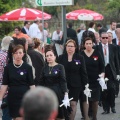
[102,37,108,39]
[67,45,75,48]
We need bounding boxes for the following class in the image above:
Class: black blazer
[112,38,117,45]
[58,53,88,88]
[96,44,120,80]
[21,27,27,34]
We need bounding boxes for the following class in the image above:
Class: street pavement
[75,92,120,120]
[0,90,119,120]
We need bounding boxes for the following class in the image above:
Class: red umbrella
[66,9,104,21]
[0,8,51,21]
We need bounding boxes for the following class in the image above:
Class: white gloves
[97,74,107,91]
[116,75,120,81]
[84,84,92,104]
[62,94,70,108]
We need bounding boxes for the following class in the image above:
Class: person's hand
[99,73,105,78]
[116,75,120,81]
[62,94,70,108]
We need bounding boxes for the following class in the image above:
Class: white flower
[20,72,24,75]
[76,62,78,65]
[55,71,58,74]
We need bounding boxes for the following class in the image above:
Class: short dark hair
[97,23,102,27]
[83,37,93,45]
[68,22,73,28]
[45,45,56,57]
[24,21,29,26]
[89,22,95,28]
[110,20,116,25]
[14,26,21,31]
[12,45,24,54]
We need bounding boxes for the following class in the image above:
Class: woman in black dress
[0,45,35,120]
[81,37,105,120]
[40,46,69,120]
[58,39,89,120]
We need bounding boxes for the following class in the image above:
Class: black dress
[81,49,105,101]
[2,62,34,118]
[40,64,67,119]
[58,53,88,102]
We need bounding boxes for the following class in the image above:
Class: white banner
[35,0,74,6]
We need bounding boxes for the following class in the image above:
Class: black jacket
[27,47,45,85]
[96,44,119,80]
[58,53,88,88]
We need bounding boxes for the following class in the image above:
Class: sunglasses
[102,37,108,39]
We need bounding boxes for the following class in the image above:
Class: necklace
[49,66,54,74]
[13,61,23,68]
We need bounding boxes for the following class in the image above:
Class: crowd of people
[0,20,120,120]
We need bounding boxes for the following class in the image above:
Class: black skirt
[48,85,64,119]
[89,87,100,101]
[8,86,29,118]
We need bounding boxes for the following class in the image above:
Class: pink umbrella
[0,8,51,21]
[66,9,104,21]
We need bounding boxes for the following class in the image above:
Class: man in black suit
[21,21,31,35]
[96,32,120,114]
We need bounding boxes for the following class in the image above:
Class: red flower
[93,56,98,60]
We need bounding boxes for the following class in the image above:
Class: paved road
[0,91,119,120]
[75,92,120,120]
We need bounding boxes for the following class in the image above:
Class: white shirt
[52,31,62,40]
[77,30,85,45]
[102,43,109,65]
[39,30,48,43]
[28,23,41,39]
[107,29,117,39]
[88,28,96,33]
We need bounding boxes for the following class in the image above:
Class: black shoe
[111,108,116,113]
[101,111,110,114]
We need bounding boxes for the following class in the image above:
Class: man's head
[44,22,48,29]
[1,36,13,51]
[101,32,108,44]
[110,21,116,30]
[34,20,40,25]
[39,23,43,31]
[80,23,86,30]
[56,27,61,34]
[14,26,21,35]
[24,21,31,29]
[68,22,73,28]
[20,87,58,120]
[96,23,102,30]
[115,28,120,39]
[94,32,100,43]
[107,32,113,44]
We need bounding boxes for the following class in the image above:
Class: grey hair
[80,23,86,29]
[1,36,13,51]
[22,86,58,120]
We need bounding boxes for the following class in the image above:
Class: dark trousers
[2,96,12,120]
[102,64,116,111]
[115,80,119,95]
